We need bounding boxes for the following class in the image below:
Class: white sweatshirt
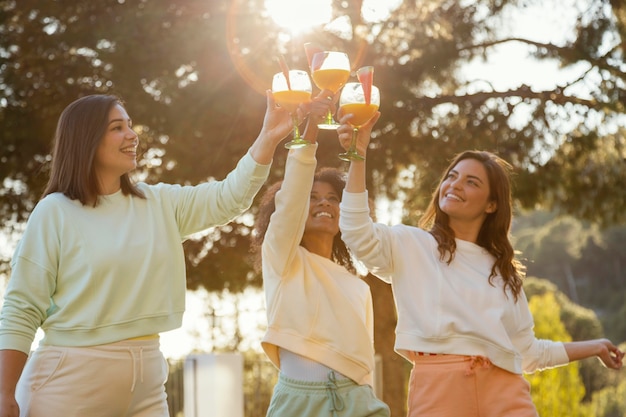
[339,190,569,375]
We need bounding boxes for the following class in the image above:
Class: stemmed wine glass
[338,82,380,161]
[271,69,313,149]
[310,51,351,130]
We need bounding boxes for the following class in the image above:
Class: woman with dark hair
[0,91,297,417]
[336,112,623,416]
[251,92,389,417]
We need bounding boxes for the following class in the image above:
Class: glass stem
[324,109,334,125]
[292,113,301,139]
[348,128,358,154]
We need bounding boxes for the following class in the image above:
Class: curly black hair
[251,167,355,274]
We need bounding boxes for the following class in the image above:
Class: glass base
[318,110,339,130]
[338,151,365,161]
[284,139,312,149]
[317,122,340,130]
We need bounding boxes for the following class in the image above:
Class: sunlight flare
[264,0,332,33]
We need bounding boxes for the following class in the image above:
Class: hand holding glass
[338,82,380,161]
[272,70,312,148]
[310,51,350,130]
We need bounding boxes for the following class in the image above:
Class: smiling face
[439,158,497,231]
[304,181,341,237]
[93,104,138,194]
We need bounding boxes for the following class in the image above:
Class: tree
[3,0,626,268]
[514,213,626,344]
[2,0,626,414]
[363,273,409,417]
[513,216,599,303]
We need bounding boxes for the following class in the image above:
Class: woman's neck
[301,233,334,259]
[97,175,122,196]
[448,219,481,243]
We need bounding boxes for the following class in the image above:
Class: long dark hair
[251,167,355,274]
[42,94,144,205]
[419,150,524,300]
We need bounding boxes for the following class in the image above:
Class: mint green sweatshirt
[0,152,270,354]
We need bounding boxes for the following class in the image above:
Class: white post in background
[183,353,243,417]
[374,353,383,399]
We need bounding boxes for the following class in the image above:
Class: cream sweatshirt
[261,145,376,387]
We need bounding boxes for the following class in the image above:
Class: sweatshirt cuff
[244,150,272,180]
[288,142,318,164]
[340,190,370,213]
[555,342,570,365]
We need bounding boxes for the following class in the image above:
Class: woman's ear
[486,201,497,213]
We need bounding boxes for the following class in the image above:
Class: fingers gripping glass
[310,51,351,130]
[338,82,380,161]
[272,70,313,149]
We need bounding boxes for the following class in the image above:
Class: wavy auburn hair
[251,167,355,274]
[42,94,144,205]
[419,150,525,300]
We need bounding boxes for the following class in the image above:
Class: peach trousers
[15,339,169,417]
[407,353,539,417]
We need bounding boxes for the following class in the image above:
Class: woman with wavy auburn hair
[337,111,623,417]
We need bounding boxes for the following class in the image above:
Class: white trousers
[15,339,169,417]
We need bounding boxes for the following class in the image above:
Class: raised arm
[248,90,298,165]
[301,89,335,146]
[336,111,380,193]
[262,90,335,275]
[336,110,398,279]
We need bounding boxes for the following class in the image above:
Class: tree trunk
[365,273,408,417]
[562,261,579,304]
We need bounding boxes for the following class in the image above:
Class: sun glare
[264,0,332,33]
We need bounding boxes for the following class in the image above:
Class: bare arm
[301,89,335,145]
[248,90,297,165]
[0,349,28,417]
[564,338,624,370]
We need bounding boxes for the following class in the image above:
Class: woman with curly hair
[252,91,389,417]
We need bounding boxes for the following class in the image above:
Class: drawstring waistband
[409,351,493,376]
[325,371,345,417]
[129,346,144,392]
[465,355,492,376]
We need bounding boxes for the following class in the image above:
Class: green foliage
[526,292,588,416]
[525,276,620,401]
[586,379,626,417]
[515,213,626,346]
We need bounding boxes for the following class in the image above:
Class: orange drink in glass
[272,70,312,149]
[337,103,379,127]
[272,90,312,114]
[338,82,380,161]
[310,51,350,129]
